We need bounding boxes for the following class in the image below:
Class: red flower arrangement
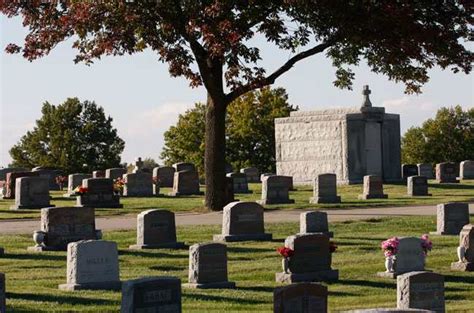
[74,186,89,195]
[277,247,294,258]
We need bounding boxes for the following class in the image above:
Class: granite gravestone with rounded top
[451,224,474,271]
[64,173,91,197]
[401,164,419,181]
[153,166,175,188]
[28,206,101,251]
[121,276,182,313]
[76,178,122,208]
[432,203,469,235]
[183,242,235,289]
[273,282,328,313]
[169,170,202,196]
[300,211,333,238]
[276,233,338,283]
[397,271,444,313]
[129,209,185,249]
[435,162,458,183]
[123,172,153,197]
[240,167,260,183]
[226,172,252,193]
[10,176,52,210]
[3,171,39,199]
[377,237,425,278]
[105,168,127,180]
[407,176,431,196]
[417,163,434,179]
[310,173,341,204]
[32,167,63,190]
[213,201,272,242]
[459,160,474,180]
[258,175,294,205]
[358,175,388,199]
[173,162,196,172]
[59,240,121,291]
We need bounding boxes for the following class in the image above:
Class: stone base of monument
[27,245,63,252]
[182,281,236,289]
[129,242,186,250]
[357,194,388,200]
[213,233,273,242]
[10,204,55,210]
[62,193,77,198]
[76,195,123,208]
[376,270,431,279]
[59,281,122,291]
[451,261,474,271]
[275,269,339,283]
[257,199,295,205]
[298,231,334,238]
[168,191,204,197]
[309,196,341,204]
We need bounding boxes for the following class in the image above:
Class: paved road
[1,204,473,235]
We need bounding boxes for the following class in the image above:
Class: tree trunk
[204,92,227,211]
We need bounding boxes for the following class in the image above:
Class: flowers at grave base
[152,176,159,185]
[329,241,338,253]
[421,234,432,256]
[114,177,125,193]
[74,185,88,195]
[276,246,294,258]
[55,175,67,190]
[381,237,400,257]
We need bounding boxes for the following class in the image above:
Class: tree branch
[226,41,333,103]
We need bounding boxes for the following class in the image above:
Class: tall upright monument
[274,86,401,184]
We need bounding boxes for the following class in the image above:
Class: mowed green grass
[0,180,473,220]
[1,216,473,312]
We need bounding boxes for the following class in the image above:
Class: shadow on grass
[444,274,474,284]
[119,250,185,259]
[5,253,66,261]
[7,292,118,306]
[149,265,185,271]
[184,292,267,305]
[237,285,274,293]
[428,183,474,190]
[227,246,273,254]
[336,279,395,289]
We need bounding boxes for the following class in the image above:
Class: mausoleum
[274,86,401,184]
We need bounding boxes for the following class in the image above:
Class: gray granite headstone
[435,162,458,183]
[401,164,418,181]
[123,172,153,197]
[130,209,185,249]
[31,167,63,190]
[276,233,338,283]
[451,224,474,271]
[310,173,341,203]
[240,167,260,183]
[358,175,388,199]
[258,175,294,205]
[273,282,328,313]
[153,166,175,188]
[183,242,235,289]
[213,201,272,242]
[378,237,425,278]
[459,160,474,180]
[172,162,196,172]
[432,203,469,235]
[397,272,444,313]
[59,240,121,291]
[64,173,91,197]
[92,170,105,178]
[121,276,182,313]
[105,168,127,180]
[169,170,202,196]
[407,176,431,196]
[0,273,4,313]
[226,173,251,193]
[76,178,122,208]
[417,164,434,179]
[10,177,52,210]
[300,211,333,238]
[28,206,100,251]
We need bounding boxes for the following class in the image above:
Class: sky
[1,15,473,167]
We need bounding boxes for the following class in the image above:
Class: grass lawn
[1,216,473,312]
[0,180,473,220]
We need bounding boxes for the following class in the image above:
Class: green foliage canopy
[10,98,125,173]
[401,105,474,164]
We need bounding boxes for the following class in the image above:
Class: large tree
[2,1,472,210]
[10,98,125,173]
[402,105,474,164]
[160,87,297,176]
